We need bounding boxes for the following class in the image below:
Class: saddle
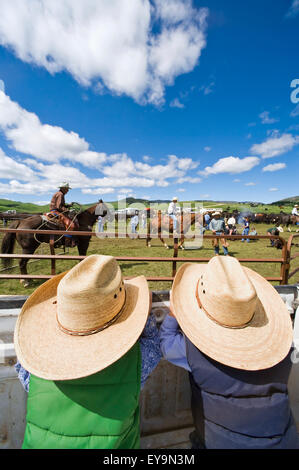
[43,212,78,231]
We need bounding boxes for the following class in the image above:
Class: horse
[1,204,98,287]
[147,211,203,250]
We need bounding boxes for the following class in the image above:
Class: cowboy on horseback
[168,196,179,232]
[49,182,78,247]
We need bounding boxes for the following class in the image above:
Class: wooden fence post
[172,237,178,278]
[49,236,56,276]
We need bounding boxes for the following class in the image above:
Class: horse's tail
[1,220,20,268]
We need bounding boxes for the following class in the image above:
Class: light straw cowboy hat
[59,182,72,189]
[14,255,149,380]
[172,196,178,201]
[171,256,293,371]
[212,211,221,216]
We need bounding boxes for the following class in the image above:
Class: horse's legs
[146,236,151,248]
[159,233,169,249]
[178,234,185,250]
[19,248,36,288]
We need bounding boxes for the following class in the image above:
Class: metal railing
[0,227,297,285]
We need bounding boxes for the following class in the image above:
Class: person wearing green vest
[14,254,161,449]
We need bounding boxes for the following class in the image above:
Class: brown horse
[1,204,98,286]
[147,211,203,249]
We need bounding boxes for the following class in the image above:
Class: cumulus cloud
[269,187,279,192]
[0,89,202,196]
[245,182,256,186]
[0,148,36,181]
[250,133,299,158]
[0,90,107,168]
[0,0,208,105]
[82,188,115,195]
[200,156,260,176]
[262,163,286,172]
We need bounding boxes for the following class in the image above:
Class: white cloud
[176,176,201,184]
[250,133,299,159]
[286,0,299,18]
[0,148,36,181]
[245,182,256,186]
[259,111,279,124]
[0,90,107,168]
[269,187,279,192]
[178,188,186,192]
[262,163,286,172]
[0,79,4,92]
[0,89,202,195]
[233,179,241,183]
[204,146,211,152]
[200,156,260,176]
[170,98,185,109]
[81,188,115,195]
[0,0,208,106]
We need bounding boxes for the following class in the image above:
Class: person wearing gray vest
[159,256,299,449]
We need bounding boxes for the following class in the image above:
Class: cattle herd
[219,208,298,229]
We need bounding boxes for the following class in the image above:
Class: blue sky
[0,0,298,205]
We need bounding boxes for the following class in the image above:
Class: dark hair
[98,199,103,203]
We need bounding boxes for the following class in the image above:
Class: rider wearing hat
[50,183,72,213]
[292,204,298,217]
[168,197,179,232]
[49,183,77,247]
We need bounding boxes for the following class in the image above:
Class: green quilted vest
[22,342,141,449]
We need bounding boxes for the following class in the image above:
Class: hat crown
[198,256,257,328]
[57,255,125,333]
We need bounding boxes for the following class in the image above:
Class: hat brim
[171,263,293,370]
[14,272,149,380]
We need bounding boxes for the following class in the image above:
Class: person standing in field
[209,212,229,256]
[131,211,139,234]
[241,217,250,243]
[227,215,236,236]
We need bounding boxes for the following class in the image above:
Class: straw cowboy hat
[59,182,72,190]
[212,211,221,216]
[14,255,149,380]
[172,196,178,201]
[171,256,293,371]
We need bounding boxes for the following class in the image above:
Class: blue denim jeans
[242,227,250,242]
[214,232,228,255]
[170,214,177,230]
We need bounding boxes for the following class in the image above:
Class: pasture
[0,220,298,296]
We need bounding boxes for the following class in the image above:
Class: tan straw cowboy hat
[14,255,149,380]
[171,256,293,371]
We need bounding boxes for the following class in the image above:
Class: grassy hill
[271,196,299,206]
[0,199,49,213]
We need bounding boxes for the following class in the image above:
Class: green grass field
[0,221,298,295]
